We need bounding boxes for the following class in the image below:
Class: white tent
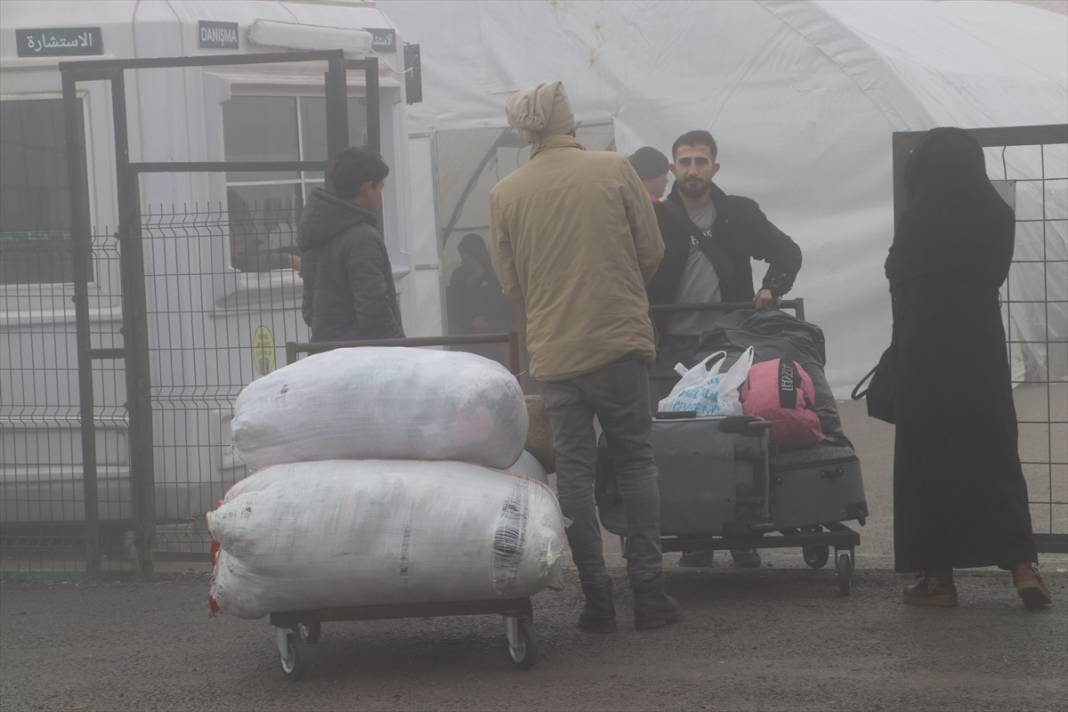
[383,0,1068,392]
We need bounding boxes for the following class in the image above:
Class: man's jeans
[540,358,663,586]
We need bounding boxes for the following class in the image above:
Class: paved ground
[1,397,1066,711]
[2,567,1065,712]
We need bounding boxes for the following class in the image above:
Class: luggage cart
[601,416,864,595]
[258,334,537,681]
[652,523,862,595]
[268,597,536,681]
[604,300,865,594]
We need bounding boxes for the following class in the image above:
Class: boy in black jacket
[299,148,404,343]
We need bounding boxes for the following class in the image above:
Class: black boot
[577,579,616,633]
[632,574,680,631]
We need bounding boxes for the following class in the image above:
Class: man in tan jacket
[489,81,677,632]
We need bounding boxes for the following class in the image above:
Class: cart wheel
[836,551,853,596]
[504,617,538,670]
[802,544,830,569]
[277,628,306,681]
[298,622,321,645]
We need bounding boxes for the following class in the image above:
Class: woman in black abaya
[886,127,1051,609]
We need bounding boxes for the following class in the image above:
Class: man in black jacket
[649,130,802,569]
[299,147,404,342]
[648,129,801,336]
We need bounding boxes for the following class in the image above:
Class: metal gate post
[324,56,350,161]
[111,70,156,575]
[364,58,381,154]
[62,68,101,575]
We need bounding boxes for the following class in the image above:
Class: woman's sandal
[903,573,959,608]
[1012,563,1052,609]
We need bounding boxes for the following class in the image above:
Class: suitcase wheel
[802,544,829,569]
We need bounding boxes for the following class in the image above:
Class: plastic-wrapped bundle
[231,347,528,470]
[208,460,566,619]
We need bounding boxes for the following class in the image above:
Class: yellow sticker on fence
[252,325,276,375]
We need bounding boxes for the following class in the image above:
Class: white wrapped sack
[208,460,566,619]
[231,347,528,470]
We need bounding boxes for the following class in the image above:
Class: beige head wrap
[505,81,576,144]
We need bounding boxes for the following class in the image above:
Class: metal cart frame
[269,598,536,681]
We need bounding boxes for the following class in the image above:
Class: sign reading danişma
[198,21,240,50]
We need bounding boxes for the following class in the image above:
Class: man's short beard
[679,177,711,199]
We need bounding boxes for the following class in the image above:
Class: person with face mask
[646,130,802,569]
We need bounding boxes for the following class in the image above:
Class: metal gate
[892,124,1068,554]
[1,51,377,576]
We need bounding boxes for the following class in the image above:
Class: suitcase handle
[820,467,846,481]
[655,411,698,419]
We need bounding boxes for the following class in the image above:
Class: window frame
[222,89,369,272]
[0,90,97,295]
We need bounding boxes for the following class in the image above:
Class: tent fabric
[380,0,1068,392]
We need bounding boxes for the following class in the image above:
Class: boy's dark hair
[329,146,389,200]
[671,130,718,160]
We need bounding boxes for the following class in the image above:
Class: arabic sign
[16,27,103,57]
[364,28,396,53]
[199,21,240,50]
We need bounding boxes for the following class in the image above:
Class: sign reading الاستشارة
[198,21,240,50]
[16,27,103,57]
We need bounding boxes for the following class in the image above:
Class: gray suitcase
[596,415,771,537]
[769,445,868,529]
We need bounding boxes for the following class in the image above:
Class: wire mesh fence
[2,196,524,572]
[1,227,132,573]
[1,201,312,570]
[991,142,1068,549]
[141,201,309,560]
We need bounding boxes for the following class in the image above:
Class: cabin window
[0,98,89,285]
[222,95,368,272]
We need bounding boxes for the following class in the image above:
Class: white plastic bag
[208,460,566,619]
[231,347,528,470]
[657,346,755,417]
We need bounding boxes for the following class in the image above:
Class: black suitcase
[769,444,868,529]
[596,415,771,537]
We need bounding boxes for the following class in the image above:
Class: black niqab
[885,127,1015,288]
